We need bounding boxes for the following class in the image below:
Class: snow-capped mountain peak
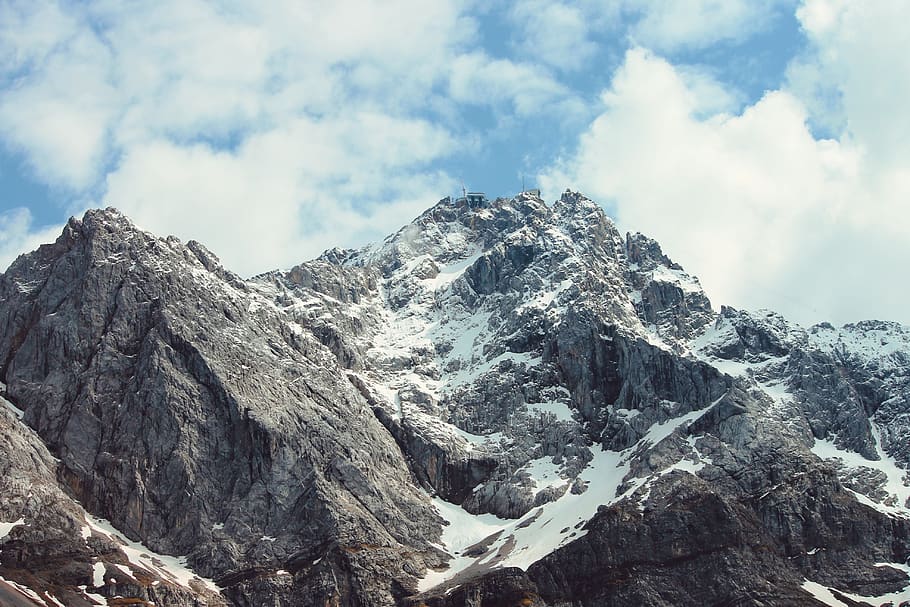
[1,192,909,606]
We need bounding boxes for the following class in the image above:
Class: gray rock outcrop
[0,209,445,606]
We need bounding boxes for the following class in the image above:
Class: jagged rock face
[1,192,910,607]
[0,392,226,607]
[253,191,910,604]
[527,465,910,607]
[625,232,714,343]
[695,307,910,477]
[255,192,729,522]
[0,210,444,606]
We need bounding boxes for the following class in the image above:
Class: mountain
[0,191,908,606]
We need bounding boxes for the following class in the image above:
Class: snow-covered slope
[691,308,910,513]
[253,192,720,521]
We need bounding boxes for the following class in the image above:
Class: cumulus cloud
[541,47,910,326]
[4,0,909,329]
[504,0,791,70]
[790,0,910,166]
[104,112,456,276]
[0,3,116,188]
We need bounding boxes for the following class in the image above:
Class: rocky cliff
[1,192,908,606]
[0,209,444,606]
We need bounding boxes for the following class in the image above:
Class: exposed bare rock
[0,209,444,606]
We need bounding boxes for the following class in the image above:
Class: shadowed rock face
[2,193,910,606]
[0,399,227,607]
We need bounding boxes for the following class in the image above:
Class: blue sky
[2,1,909,326]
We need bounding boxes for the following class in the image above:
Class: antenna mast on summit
[461,179,467,200]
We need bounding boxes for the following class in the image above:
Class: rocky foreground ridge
[0,191,908,606]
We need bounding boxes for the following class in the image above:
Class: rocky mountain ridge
[1,191,908,606]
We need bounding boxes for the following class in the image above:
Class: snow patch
[802,561,910,606]
[800,580,851,606]
[445,350,540,390]
[0,575,46,604]
[527,400,575,422]
[516,279,573,312]
[84,513,221,594]
[423,247,483,290]
[649,265,702,294]
[92,562,105,587]
[79,585,109,606]
[810,321,910,366]
[0,517,25,540]
[419,395,725,592]
[521,456,566,492]
[44,591,68,607]
[639,401,716,448]
[450,425,505,449]
[635,441,709,511]
[114,563,135,580]
[811,429,910,517]
[420,447,639,591]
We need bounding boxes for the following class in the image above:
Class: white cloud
[448,52,577,118]
[504,0,793,72]
[626,0,790,52]
[795,0,850,33]
[790,0,910,166]
[0,0,596,276]
[507,0,598,71]
[6,0,907,329]
[504,0,792,69]
[541,48,910,326]
[0,3,116,188]
[103,112,456,276]
[0,0,482,274]
[0,2,74,71]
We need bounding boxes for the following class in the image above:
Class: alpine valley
[0,191,908,607]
